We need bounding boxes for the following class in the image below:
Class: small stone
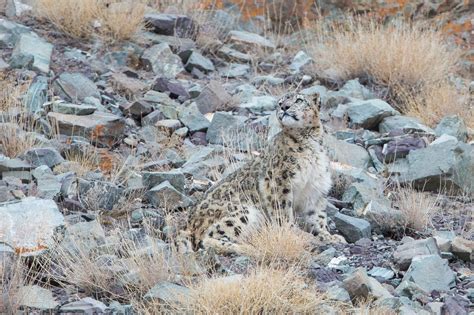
[17,285,58,310]
[379,116,434,134]
[47,111,125,148]
[144,281,191,303]
[11,33,52,73]
[177,102,210,132]
[451,237,473,262]
[219,63,250,78]
[155,119,182,132]
[347,99,398,129]
[0,197,64,254]
[400,255,455,293]
[435,115,468,142]
[121,100,153,118]
[228,30,275,50]
[144,13,197,39]
[22,147,64,168]
[393,237,440,270]
[333,212,371,243]
[184,51,215,73]
[146,181,193,209]
[343,268,392,302]
[206,112,247,144]
[142,170,185,192]
[194,81,232,114]
[368,267,395,282]
[53,72,100,102]
[326,286,351,303]
[240,95,276,114]
[141,43,184,78]
[289,50,312,72]
[52,102,97,115]
[60,297,107,313]
[217,45,251,63]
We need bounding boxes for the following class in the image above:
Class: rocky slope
[0,1,473,314]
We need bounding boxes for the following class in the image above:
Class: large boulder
[399,255,455,293]
[53,72,100,102]
[0,197,64,254]
[400,139,473,194]
[47,111,125,148]
[435,115,468,142]
[141,43,184,78]
[11,33,52,73]
[347,99,398,129]
[393,237,440,270]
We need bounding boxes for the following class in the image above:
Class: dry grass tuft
[35,0,145,42]
[146,267,328,314]
[241,222,313,268]
[393,185,440,233]
[0,121,40,158]
[310,18,469,126]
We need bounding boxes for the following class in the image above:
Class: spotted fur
[176,93,344,254]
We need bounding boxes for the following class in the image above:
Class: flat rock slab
[228,30,275,50]
[47,111,125,147]
[52,102,97,115]
[53,72,100,102]
[12,33,52,73]
[0,197,64,254]
[17,285,59,310]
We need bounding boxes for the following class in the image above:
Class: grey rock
[62,220,106,255]
[121,100,152,118]
[0,57,9,70]
[142,32,196,51]
[451,237,473,262]
[156,119,182,132]
[24,75,48,113]
[152,77,189,99]
[142,170,185,192]
[184,51,215,73]
[144,281,191,303]
[324,135,371,169]
[17,285,58,310]
[144,13,197,39]
[393,237,440,270]
[60,297,107,314]
[252,75,285,86]
[435,115,468,142]
[0,157,32,173]
[228,30,275,50]
[368,267,395,282]
[400,140,473,194]
[379,116,434,134]
[194,81,232,114]
[240,95,276,113]
[51,102,97,116]
[32,165,61,199]
[289,50,312,72]
[347,99,399,129]
[219,63,250,78]
[217,45,251,63]
[432,230,456,252]
[79,180,123,211]
[146,181,193,209]
[0,18,31,47]
[206,112,247,144]
[338,79,375,100]
[400,254,455,292]
[441,296,469,315]
[47,111,125,148]
[342,183,403,234]
[54,72,100,103]
[22,147,64,168]
[143,90,180,110]
[333,212,371,243]
[326,286,351,302]
[11,33,52,73]
[395,280,429,299]
[342,268,392,302]
[0,197,64,254]
[141,43,184,78]
[177,102,210,132]
[382,136,426,162]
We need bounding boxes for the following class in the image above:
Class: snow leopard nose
[281,104,290,111]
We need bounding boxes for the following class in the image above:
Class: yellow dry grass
[35,0,145,42]
[241,221,313,268]
[309,18,470,127]
[141,267,329,314]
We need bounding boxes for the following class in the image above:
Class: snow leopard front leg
[301,197,346,243]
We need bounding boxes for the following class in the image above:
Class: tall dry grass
[35,0,145,42]
[140,267,329,314]
[309,18,470,127]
